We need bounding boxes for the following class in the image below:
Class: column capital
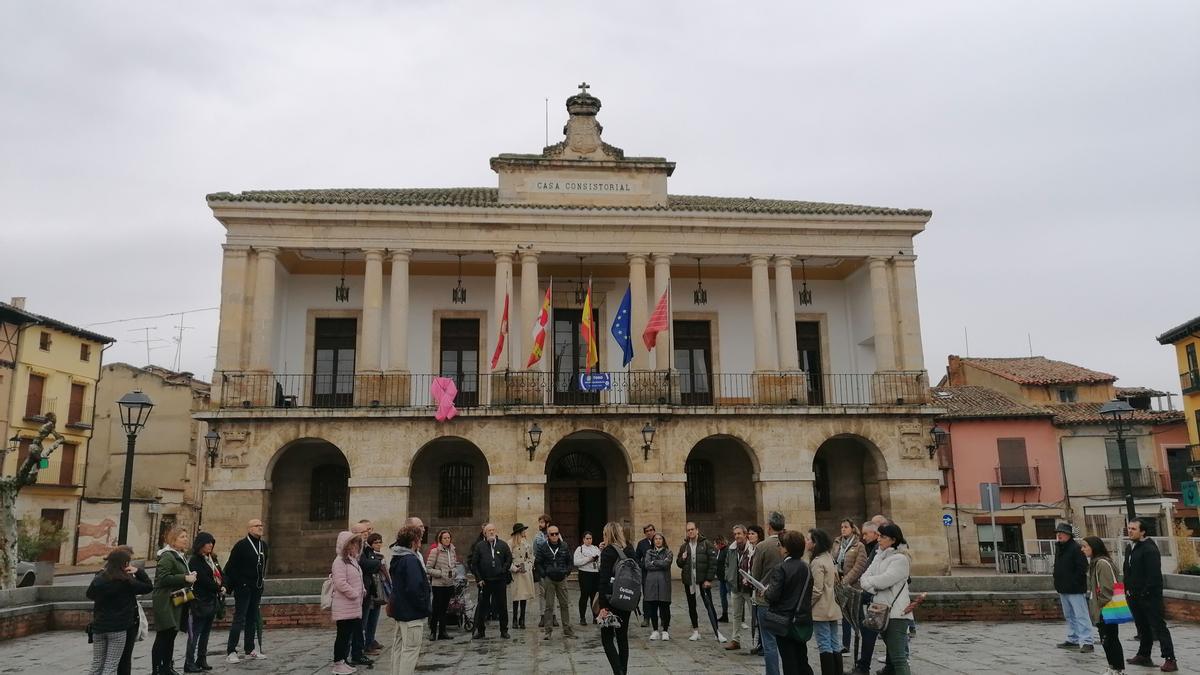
[627,253,649,264]
[519,250,539,264]
[493,251,515,263]
[749,254,772,266]
[389,248,412,261]
[892,254,918,266]
[222,244,251,255]
[651,253,673,263]
[867,256,890,268]
[773,256,794,268]
[363,248,386,259]
[253,246,280,258]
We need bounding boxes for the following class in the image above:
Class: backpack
[320,574,334,610]
[608,547,642,612]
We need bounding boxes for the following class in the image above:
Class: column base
[489,370,547,406]
[752,371,809,405]
[628,371,680,405]
[378,370,413,407]
[871,371,930,405]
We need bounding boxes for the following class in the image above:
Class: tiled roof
[1157,315,1200,345]
[932,386,1053,420]
[1046,402,1184,426]
[0,302,114,344]
[206,187,932,217]
[959,356,1116,386]
[1116,386,1169,398]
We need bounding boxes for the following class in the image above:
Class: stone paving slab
[4,616,1200,674]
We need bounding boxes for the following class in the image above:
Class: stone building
[196,85,949,575]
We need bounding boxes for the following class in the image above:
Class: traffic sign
[578,373,612,392]
[942,514,954,527]
[980,482,1001,512]
[1182,480,1200,508]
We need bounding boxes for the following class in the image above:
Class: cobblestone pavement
[5,617,1200,674]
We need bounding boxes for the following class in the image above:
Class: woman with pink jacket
[331,531,367,675]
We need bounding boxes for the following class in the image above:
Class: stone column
[756,471,816,530]
[248,247,279,373]
[868,257,897,372]
[360,249,384,373]
[519,251,540,371]
[488,475,547,534]
[214,245,250,386]
[774,256,800,370]
[348,477,409,556]
[750,255,778,372]
[892,256,925,372]
[492,252,514,373]
[628,254,650,371]
[387,249,411,372]
[651,253,672,371]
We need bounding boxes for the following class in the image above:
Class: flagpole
[507,268,513,373]
[667,275,674,404]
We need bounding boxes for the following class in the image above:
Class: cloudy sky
[2,2,1196,397]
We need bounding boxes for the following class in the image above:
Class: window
[38,509,66,563]
[313,318,356,407]
[1166,448,1190,493]
[58,442,77,485]
[1104,437,1141,470]
[24,373,45,418]
[796,321,824,404]
[309,464,349,522]
[439,319,481,407]
[685,459,716,513]
[1187,343,1198,374]
[68,383,85,425]
[674,321,713,406]
[997,438,1031,485]
[38,332,51,351]
[1057,387,1077,403]
[1034,517,1057,541]
[80,343,91,361]
[438,462,474,518]
[813,458,831,511]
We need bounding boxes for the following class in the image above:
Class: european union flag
[610,284,633,367]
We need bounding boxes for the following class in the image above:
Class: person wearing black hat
[508,523,535,630]
[1052,522,1093,653]
[185,532,223,672]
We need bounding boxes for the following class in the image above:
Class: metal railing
[23,396,56,421]
[1181,370,1200,394]
[66,405,94,428]
[216,370,931,411]
[995,465,1039,487]
[1023,536,1177,574]
[1105,467,1161,492]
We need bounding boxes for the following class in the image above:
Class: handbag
[1099,560,1133,625]
[170,586,196,607]
[136,602,149,642]
[760,563,814,639]
[862,580,906,633]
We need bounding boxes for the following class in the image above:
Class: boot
[437,626,449,640]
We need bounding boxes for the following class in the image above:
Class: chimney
[947,355,966,386]
[10,297,26,310]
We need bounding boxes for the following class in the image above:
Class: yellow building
[0,297,113,564]
[1158,316,1200,465]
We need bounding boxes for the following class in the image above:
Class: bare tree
[0,413,64,589]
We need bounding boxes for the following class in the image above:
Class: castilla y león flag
[526,281,552,368]
[642,287,670,350]
[490,292,509,370]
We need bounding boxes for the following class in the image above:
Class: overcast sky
[2,2,1197,398]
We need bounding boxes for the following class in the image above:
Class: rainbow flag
[1100,581,1133,624]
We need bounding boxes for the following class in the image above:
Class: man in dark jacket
[752,511,786,671]
[1051,522,1092,652]
[535,524,576,639]
[1124,517,1177,671]
[468,523,513,639]
[223,519,268,662]
[676,521,725,643]
[635,523,656,627]
[389,524,431,673]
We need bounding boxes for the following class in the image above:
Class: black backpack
[608,547,642,612]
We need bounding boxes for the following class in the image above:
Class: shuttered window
[1104,437,1141,470]
[997,438,1031,485]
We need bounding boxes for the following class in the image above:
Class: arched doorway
[685,436,758,540]
[267,438,349,575]
[812,435,887,533]
[408,437,490,550]
[545,431,630,546]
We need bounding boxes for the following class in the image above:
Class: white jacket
[859,547,912,619]
[574,544,601,573]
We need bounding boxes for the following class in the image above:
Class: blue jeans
[363,601,382,646]
[1059,593,1093,645]
[842,616,852,650]
[756,605,781,675]
[814,620,840,654]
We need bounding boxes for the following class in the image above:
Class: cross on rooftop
[578,82,590,95]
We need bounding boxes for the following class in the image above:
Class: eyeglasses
[548,532,560,536]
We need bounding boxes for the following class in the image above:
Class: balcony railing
[1182,370,1200,394]
[23,397,56,422]
[66,405,94,429]
[995,465,1039,487]
[216,370,931,411]
[1105,467,1161,492]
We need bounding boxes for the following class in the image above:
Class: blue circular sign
[942,514,954,527]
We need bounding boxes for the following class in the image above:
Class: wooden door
[674,321,712,405]
[58,442,77,485]
[38,509,65,563]
[796,321,824,404]
[547,488,580,545]
[25,374,45,418]
[313,318,356,407]
[439,319,481,406]
[552,308,601,405]
[68,383,85,425]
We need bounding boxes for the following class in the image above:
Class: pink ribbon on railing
[430,377,459,422]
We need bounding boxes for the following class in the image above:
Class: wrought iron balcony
[1182,370,1200,394]
[23,396,56,422]
[1105,467,1161,493]
[215,370,931,411]
[994,465,1039,487]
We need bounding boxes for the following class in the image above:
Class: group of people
[1053,517,1179,674]
[85,519,268,675]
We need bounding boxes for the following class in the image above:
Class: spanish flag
[580,280,599,373]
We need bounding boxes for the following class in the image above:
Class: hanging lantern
[693,257,708,305]
[334,250,350,303]
[574,256,587,305]
[451,254,467,304]
[798,258,813,306]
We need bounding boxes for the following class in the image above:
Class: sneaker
[248,650,268,660]
[689,630,701,641]
[1128,655,1155,667]
[1161,659,1178,673]
[1101,669,1125,675]
[1080,644,1094,654]
[226,653,240,664]
[661,631,670,641]
[331,662,355,675]
[718,633,728,643]
[741,622,750,629]
[1057,642,1080,649]
[650,630,661,641]
[542,630,553,640]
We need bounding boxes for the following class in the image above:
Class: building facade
[196,87,949,575]
[1158,316,1200,471]
[0,297,112,564]
[77,363,210,563]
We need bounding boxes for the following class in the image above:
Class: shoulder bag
[1098,559,1133,625]
[862,580,906,632]
[760,565,814,640]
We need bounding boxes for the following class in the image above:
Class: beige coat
[809,551,843,622]
[509,538,535,602]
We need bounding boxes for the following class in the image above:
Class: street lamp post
[116,390,154,545]
[1099,398,1137,520]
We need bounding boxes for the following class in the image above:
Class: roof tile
[932,386,1053,419]
[959,356,1116,386]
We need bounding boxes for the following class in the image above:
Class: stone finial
[549,82,623,160]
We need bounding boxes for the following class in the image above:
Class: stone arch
[684,435,759,540]
[544,430,632,546]
[812,433,888,534]
[266,437,349,575]
[409,436,491,550]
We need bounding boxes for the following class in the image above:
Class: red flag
[490,292,509,369]
[643,288,670,350]
[526,282,552,368]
